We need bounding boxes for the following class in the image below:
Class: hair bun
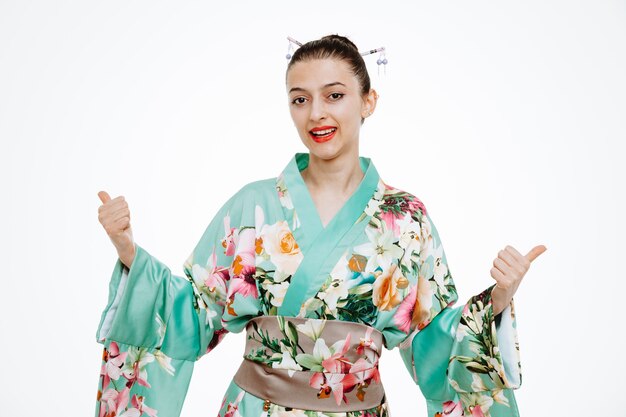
[321,34,360,52]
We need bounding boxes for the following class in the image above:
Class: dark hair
[286,34,371,97]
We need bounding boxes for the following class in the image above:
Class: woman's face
[286,58,375,160]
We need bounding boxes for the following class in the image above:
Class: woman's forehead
[286,58,358,90]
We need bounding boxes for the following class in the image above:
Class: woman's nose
[309,98,327,121]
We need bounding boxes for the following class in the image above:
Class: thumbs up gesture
[97,191,136,269]
[490,244,547,315]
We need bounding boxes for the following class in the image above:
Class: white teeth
[311,128,336,136]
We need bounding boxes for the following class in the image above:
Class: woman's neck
[301,148,364,196]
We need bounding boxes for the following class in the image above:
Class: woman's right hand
[97,191,136,269]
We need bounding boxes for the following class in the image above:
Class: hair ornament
[286,36,301,59]
[286,36,387,74]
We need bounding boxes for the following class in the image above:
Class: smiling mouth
[309,127,337,142]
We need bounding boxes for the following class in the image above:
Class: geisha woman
[95,34,546,417]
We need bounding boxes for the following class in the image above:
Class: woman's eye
[329,93,344,100]
[292,97,306,105]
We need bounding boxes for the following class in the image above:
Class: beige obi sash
[233,316,386,412]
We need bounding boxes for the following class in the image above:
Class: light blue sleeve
[398,211,522,417]
[94,186,259,417]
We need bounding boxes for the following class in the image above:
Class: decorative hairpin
[285,36,301,60]
[286,36,387,75]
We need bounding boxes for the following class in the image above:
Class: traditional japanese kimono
[95,152,522,417]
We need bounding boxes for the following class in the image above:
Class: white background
[1,1,624,415]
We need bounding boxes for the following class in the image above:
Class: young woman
[95,34,545,417]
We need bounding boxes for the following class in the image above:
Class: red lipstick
[309,125,337,143]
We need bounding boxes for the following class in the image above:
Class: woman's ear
[361,89,379,118]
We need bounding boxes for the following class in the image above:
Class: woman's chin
[306,146,349,162]
[300,135,356,160]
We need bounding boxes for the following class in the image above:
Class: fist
[97,191,135,268]
[490,244,546,315]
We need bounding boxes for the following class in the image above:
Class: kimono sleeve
[397,210,522,417]
[93,185,261,417]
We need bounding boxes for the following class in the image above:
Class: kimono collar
[281,152,380,236]
[277,152,381,316]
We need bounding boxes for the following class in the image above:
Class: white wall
[1,1,624,415]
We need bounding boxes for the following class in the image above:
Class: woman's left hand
[490,244,547,315]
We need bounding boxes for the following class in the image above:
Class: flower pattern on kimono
[260,220,303,275]
[353,223,403,276]
[268,407,307,417]
[417,215,433,263]
[266,280,290,307]
[431,242,449,288]
[98,342,174,417]
[394,212,421,263]
[121,347,155,388]
[272,350,303,377]
[229,228,258,299]
[154,349,175,376]
[318,254,350,312]
[392,284,416,334]
[246,318,381,405]
[322,280,351,313]
[357,327,380,363]
[296,318,325,341]
[296,334,351,372]
[130,394,158,417]
[438,400,464,417]
[154,313,166,346]
[348,357,381,401]
[448,288,519,407]
[222,390,245,417]
[222,213,238,257]
[413,275,435,329]
[207,327,229,353]
[364,194,384,219]
[276,174,294,211]
[101,341,127,383]
[309,371,355,406]
[100,386,135,417]
[321,333,352,374]
[188,251,229,309]
[375,185,427,236]
[459,391,495,417]
[372,263,405,311]
[254,204,270,260]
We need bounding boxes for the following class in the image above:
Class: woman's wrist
[118,242,136,269]
[490,285,514,316]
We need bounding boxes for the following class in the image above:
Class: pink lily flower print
[100,341,128,387]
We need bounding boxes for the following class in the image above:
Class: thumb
[525,245,547,263]
[98,191,111,204]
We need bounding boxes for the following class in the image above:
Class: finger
[500,248,528,275]
[490,266,506,282]
[111,216,131,232]
[493,258,511,275]
[110,207,131,223]
[102,216,127,235]
[498,249,516,267]
[504,245,525,261]
[108,204,129,217]
[504,245,528,266]
[525,245,547,263]
[100,197,128,214]
[98,191,111,204]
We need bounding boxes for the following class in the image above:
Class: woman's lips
[309,127,337,143]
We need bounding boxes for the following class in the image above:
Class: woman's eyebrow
[288,82,347,94]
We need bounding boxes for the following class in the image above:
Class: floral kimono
[95,152,522,417]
